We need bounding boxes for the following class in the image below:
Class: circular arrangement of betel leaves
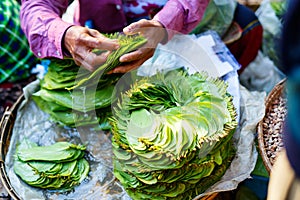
[110,69,238,199]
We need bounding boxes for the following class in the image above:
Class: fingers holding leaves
[62,21,165,74]
[111,19,167,74]
[110,48,154,74]
[63,26,119,71]
[123,19,167,45]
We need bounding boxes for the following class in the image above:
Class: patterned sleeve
[0,0,38,83]
[153,0,210,40]
[20,0,73,59]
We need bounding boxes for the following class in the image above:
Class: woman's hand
[109,19,167,74]
[63,26,120,71]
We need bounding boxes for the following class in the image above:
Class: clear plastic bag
[255,0,286,72]
[190,0,237,37]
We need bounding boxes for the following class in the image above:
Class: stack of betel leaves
[110,70,238,199]
[13,139,89,191]
[32,33,147,129]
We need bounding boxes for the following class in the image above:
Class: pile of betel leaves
[14,139,89,191]
[110,70,238,199]
[32,33,147,129]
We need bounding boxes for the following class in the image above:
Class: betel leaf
[17,142,85,163]
[33,85,114,112]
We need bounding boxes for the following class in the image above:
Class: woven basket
[0,94,24,200]
[257,79,287,174]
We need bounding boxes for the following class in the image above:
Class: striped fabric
[0,0,37,83]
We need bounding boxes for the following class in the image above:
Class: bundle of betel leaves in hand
[13,139,89,191]
[32,33,147,128]
[110,70,238,199]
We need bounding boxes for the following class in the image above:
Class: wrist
[153,20,168,44]
[62,25,74,57]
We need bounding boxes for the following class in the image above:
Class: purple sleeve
[20,0,74,59]
[153,0,209,40]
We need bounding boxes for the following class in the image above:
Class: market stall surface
[0,81,231,200]
[0,73,268,200]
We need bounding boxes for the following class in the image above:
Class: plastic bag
[190,0,237,37]
[255,0,286,72]
[239,51,285,93]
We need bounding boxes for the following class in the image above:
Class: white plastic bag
[239,51,285,93]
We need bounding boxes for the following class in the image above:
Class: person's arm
[153,0,210,40]
[110,0,209,74]
[20,0,72,59]
[20,0,120,71]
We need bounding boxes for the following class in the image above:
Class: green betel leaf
[34,85,114,112]
[14,160,41,183]
[17,142,85,163]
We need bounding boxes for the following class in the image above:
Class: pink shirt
[20,0,209,59]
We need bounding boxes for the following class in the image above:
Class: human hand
[109,19,167,74]
[63,26,120,71]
